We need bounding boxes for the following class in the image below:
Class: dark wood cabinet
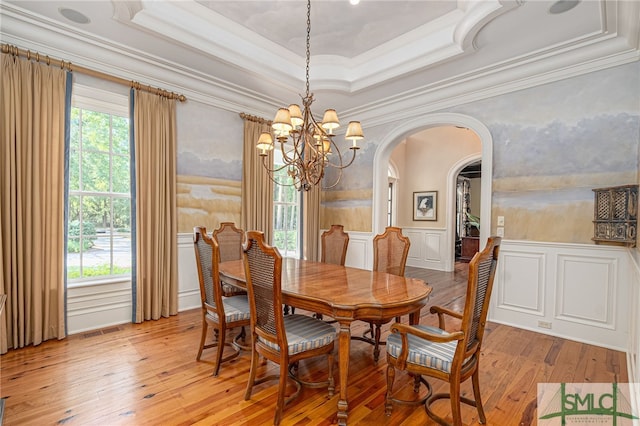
[460,237,479,262]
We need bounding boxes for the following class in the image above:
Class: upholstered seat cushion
[206,295,251,323]
[259,314,336,355]
[386,325,459,373]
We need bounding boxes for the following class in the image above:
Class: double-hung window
[272,149,301,258]
[67,86,131,283]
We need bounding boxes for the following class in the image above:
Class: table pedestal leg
[337,321,351,425]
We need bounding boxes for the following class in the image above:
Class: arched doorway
[372,113,493,272]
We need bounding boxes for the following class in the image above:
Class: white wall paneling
[491,240,633,352]
[177,233,203,312]
[404,227,447,271]
[342,231,372,270]
[66,279,132,334]
[496,250,545,316]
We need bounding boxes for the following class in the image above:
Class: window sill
[67,276,132,289]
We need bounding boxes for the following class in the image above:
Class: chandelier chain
[305,0,311,99]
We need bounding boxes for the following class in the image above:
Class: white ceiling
[2,0,639,122]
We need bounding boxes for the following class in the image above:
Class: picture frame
[413,191,437,221]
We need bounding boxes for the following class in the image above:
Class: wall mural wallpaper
[176,102,243,233]
[454,62,639,243]
[321,142,376,231]
[319,62,639,243]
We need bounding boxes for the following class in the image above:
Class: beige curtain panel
[133,90,178,322]
[241,117,274,242]
[303,185,321,262]
[0,53,68,353]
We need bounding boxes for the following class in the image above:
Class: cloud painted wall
[321,62,639,243]
[321,142,376,231]
[176,101,243,233]
[453,63,639,243]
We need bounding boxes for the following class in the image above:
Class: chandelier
[256,0,364,192]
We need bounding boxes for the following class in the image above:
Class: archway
[372,113,493,271]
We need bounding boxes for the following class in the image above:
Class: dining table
[218,257,432,425]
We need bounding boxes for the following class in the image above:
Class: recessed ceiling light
[549,0,580,14]
[350,0,360,5]
[58,8,90,24]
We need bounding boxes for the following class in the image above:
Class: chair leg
[385,364,396,415]
[327,351,335,397]
[274,360,289,425]
[196,320,208,361]
[472,369,487,424]
[212,327,226,377]
[373,324,382,362]
[244,343,259,401]
[450,380,463,426]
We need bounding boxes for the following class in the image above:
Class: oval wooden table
[219,258,432,425]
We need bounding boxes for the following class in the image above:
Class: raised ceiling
[1,0,639,122]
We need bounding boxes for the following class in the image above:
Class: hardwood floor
[0,264,628,425]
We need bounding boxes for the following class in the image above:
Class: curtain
[241,116,273,242]
[0,53,69,353]
[132,89,178,322]
[302,185,321,261]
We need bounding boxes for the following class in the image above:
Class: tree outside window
[67,105,131,281]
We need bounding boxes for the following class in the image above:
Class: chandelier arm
[260,155,290,174]
[324,145,358,170]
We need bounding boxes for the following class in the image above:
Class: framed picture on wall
[413,191,437,221]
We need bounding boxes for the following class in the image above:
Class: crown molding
[1,0,638,124]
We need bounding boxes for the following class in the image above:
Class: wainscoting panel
[496,250,545,316]
[404,227,448,271]
[67,280,132,334]
[555,254,616,328]
[343,232,372,270]
[627,251,640,391]
[490,240,632,351]
[178,233,203,312]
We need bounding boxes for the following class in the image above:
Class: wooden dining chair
[321,224,349,266]
[193,226,251,376]
[242,231,336,426]
[212,222,247,297]
[385,236,501,426]
[354,226,411,361]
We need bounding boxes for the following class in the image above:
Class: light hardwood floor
[0,264,628,425]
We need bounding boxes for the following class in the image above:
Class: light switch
[497,227,504,237]
[497,216,505,226]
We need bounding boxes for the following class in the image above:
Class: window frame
[272,149,302,259]
[67,85,131,287]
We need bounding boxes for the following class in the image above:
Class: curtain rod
[239,112,271,125]
[1,43,187,102]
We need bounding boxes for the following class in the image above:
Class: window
[272,150,301,258]
[67,87,131,282]
[388,161,398,227]
[387,181,394,227]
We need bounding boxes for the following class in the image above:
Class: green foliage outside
[67,264,131,280]
[67,106,131,280]
[273,230,298,253]
[67,220,96,253]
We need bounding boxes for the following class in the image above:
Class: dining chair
[321,224,349,266]
[212,222,247,297]
[242,231,336,426]
[354,226,411,362]
[385,236,501,426]
[193,226,251,376]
